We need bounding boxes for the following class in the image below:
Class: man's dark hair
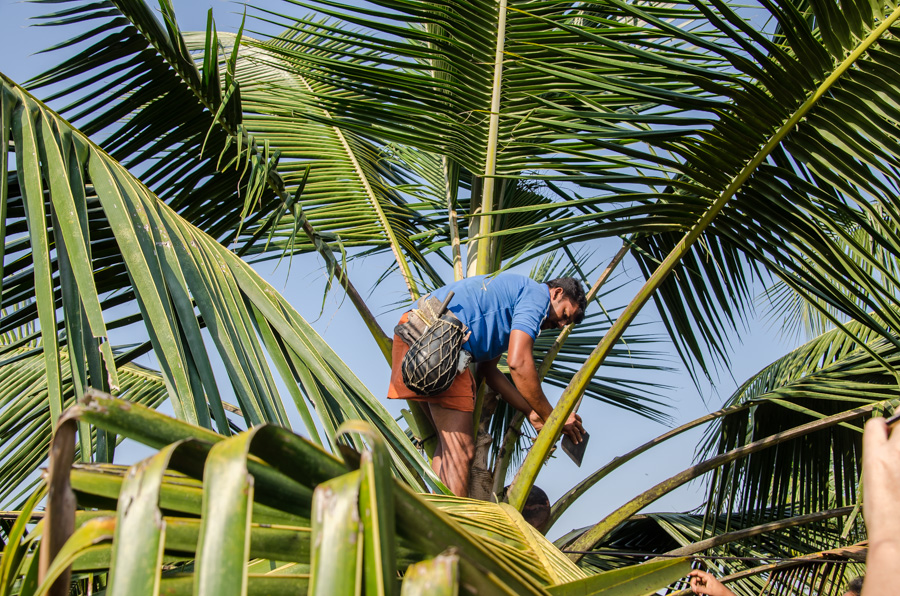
[846,576,864,595]
[504,484,551,533]
[546,277,587,323]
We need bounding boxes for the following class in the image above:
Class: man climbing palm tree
[388,273,587,496]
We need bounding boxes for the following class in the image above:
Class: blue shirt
[430,274,550,362]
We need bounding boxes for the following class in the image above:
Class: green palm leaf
[11,395,692,596]
[556,318,895,565]
[1,73,443,492]
[696,316,900,529]
[28,0,442,297]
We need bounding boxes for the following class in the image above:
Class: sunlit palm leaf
[28,398,660,596]
[184,28,443,291]
[27,0,441,295]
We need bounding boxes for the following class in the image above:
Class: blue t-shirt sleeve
[510,284,550,339]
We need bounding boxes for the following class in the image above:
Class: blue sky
[0,0,800,541]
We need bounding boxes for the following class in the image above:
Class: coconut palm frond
[695,318,900,534]
[1,73,443,491]
[0,344,167,508]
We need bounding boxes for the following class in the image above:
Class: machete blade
[561,431,589,467]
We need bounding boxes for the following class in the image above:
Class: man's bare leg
[427,402,475,497]
[417,404,444,483]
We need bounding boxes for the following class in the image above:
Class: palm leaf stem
[660,506,855,558]
[445,156,464,282]
[537,242,631,383]
[475,0,509,277]
[507,2,900,513]
[492,241,630,496]
[547,558,690,596]
[564,400,892,561]
[546,402,752,534]
[296,211,393,362]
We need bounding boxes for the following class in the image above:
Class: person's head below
[506,485,551,533]
[542,277,587,330]
[843,576,863,596]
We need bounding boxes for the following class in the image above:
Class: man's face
[543,289,582,330]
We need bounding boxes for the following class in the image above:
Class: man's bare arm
[478,357,545,430]
[507,330,584,443]
[478,357,530,413]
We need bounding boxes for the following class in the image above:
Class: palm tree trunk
[468,389,501,501]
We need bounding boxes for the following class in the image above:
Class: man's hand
[562,412,584,444]
[529,410,585,445]
[688,570,736,596]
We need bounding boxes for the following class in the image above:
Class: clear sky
[0,0,799,541]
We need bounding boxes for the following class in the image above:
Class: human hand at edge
[688,569,736,596]
[861,416,900,596]
[862,417,900,549]
[561,412,584,444]
[860,416,900,596]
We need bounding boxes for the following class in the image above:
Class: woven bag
[400,293,470,396]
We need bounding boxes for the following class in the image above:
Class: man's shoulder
[480,274,548,308]
[487,273,542,291]
[439,274,546,310]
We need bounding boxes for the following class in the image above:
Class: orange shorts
[387,312,476,412]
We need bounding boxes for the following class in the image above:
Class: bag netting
[401,299,469,396]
